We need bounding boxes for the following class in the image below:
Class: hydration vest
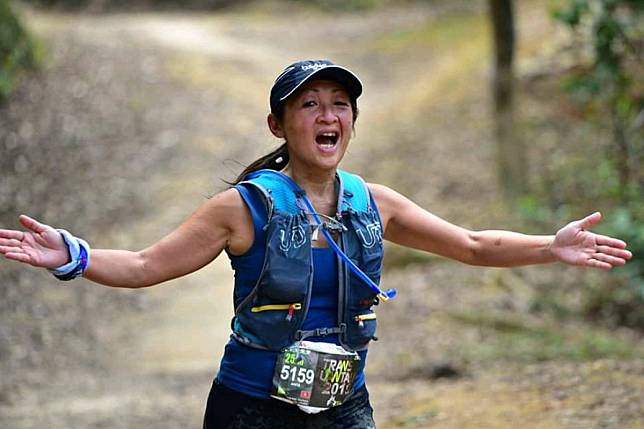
[231,169,384,352]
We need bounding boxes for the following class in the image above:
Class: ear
[267,113,285,138]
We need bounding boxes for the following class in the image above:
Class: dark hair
[230,94,359,185]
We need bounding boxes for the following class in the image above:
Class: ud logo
[279,225,307,251]
[356,223,382,248]
[302,63,326,71]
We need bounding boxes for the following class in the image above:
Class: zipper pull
[355,315,364,328]
[286,303,296,321]
[355,313,376,328]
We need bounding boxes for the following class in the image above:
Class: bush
[552,0,643,197]
[584,203,644,329]
[0,0,39,101]
[523,0,644,331]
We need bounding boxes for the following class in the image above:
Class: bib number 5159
[280,365,314,385]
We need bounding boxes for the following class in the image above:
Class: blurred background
[0,0,642,427]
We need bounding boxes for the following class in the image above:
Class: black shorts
[203,379,376,429]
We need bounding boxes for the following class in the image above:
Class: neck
[284,164,337,215]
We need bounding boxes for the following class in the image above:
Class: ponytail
[230,142,289,185]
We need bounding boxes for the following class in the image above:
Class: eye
[334,100,350,107]
[302,100,317,108]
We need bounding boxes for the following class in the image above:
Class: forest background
[1,0,642,427]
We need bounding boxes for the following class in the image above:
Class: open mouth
[315,131,339,148]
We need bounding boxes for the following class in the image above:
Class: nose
[317,103,338,124]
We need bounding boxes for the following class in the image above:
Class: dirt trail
[54,5,439,381]
[4,7,433,428]
[3,4,642,429]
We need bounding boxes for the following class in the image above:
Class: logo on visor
[301,63,327,72]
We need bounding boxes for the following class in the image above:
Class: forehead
[291,79,350,97]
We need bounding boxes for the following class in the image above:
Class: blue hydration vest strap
[245,169,397,302]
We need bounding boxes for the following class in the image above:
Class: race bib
[271,341,360,414]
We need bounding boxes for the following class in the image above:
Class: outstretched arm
[0,188,253,288]
[369,184,632,270]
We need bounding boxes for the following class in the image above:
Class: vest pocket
[346,310,378,350]
[237,300,305,350]
[260,213,312,301]
[354,312,376,327]
[235,212,312,350]
[251,303,302,321]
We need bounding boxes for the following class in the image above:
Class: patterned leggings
[203,380,376,429]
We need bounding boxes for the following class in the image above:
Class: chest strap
[295,324,347,341]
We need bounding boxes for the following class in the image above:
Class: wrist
[544,235,558,263]
[48,230,91,281]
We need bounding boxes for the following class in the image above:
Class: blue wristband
[48,229,91,281]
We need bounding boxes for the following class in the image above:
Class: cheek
[284,113,314,135]
[287,124,312,141]
[342,118,354,137]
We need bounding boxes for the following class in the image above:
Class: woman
[0,59,632,428]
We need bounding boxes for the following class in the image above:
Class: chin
[304,158,342,174]
[319,154,345,170]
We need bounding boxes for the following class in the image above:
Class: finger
[4,252,32,264]
[592,252,627,267]
[0,245,24,255]
[0,237,23,247]
[19,215,48,234]
[596,245,632,260]
[0,229,24,240]
[595,234,627,249]
[586,258,612,271]
[578,212,602,230]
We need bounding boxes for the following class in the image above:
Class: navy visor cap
[270,59,363,113]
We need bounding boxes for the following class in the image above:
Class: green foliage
[552,0,643,196]
[587,202,644,329]
[543,0,644,331]
[552,0,590,26]
[0,0,39,100]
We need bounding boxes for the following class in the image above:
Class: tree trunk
[489,0,526,200]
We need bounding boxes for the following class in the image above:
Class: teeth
[317,131,338,148]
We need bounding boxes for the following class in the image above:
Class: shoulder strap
[337,169,371,213]
[233,182,269,244]
[243,169,301,214]
[243,168,372,214]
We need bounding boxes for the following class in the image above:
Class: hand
[550,212,633,270]
[0,215,70,269]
